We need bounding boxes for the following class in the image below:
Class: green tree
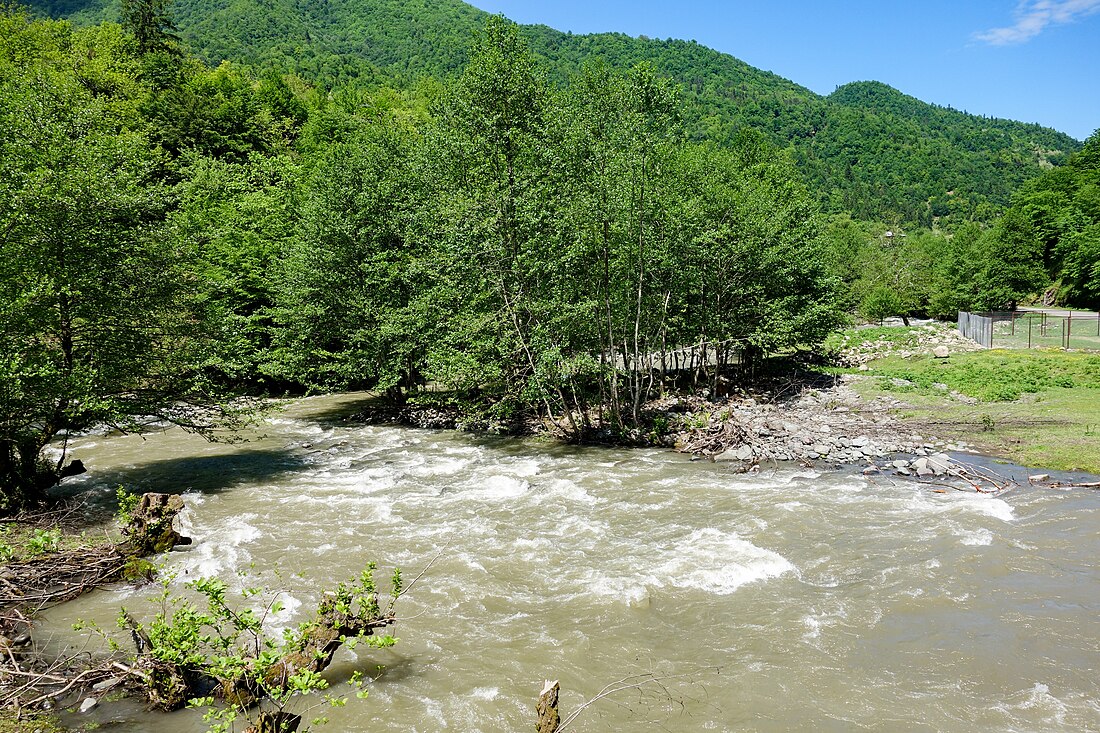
[427,15,557,418]
[120,0,180,57]
[0,13,246,511]
[972,209,1048,310]
[274,117,431,397]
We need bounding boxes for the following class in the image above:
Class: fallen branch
[0,493,191,712]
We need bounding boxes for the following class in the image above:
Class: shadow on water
[290,392,387,430]
[54,448,311,511]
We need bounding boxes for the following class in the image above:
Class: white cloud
[975,0,1100,44]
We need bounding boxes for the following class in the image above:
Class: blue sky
[467,1,1099,141]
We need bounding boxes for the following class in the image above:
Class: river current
[42,393,1100,731]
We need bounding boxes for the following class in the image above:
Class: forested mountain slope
[29,0,1082,224]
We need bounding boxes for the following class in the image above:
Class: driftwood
[0,493,189,614]
[116,569,398,731]
[247,711,302,733]
[677,418,754,457]
[0,493,190,713]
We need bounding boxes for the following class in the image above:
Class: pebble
[80,698,98,713]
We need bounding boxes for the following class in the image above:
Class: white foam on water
[956,495,1016,522]
[470,686,499,701]
[505,459,541,477]
[584,575,658,605]
[992,682,1070,727]
[459,474,529,501]
[960,527,994,546]
[800,602,850,643]
[801,614,823,639]
[656,528,794,595]
[533,478,596,505]
[173,514,261,578]
[408,455,472,477]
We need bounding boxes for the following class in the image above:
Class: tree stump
[124,493,191,555]
[536,680,560,733]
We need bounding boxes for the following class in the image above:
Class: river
[42,393,1100,731]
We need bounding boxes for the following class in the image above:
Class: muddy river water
[42,393,1100,731]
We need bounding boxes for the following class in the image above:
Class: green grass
[823,325,928,352]
[867,349,1100,401]
[0,523,102,564]
[849,349,1100,473]
[0,713,66,733]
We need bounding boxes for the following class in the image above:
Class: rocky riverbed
[353,321,988,478]
[667,375,973,476]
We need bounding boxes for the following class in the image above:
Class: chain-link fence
[959,310,1100,350]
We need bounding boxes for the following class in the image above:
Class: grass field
[843,347,1100,474]
[992,313,1100,350]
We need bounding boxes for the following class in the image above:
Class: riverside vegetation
[2,4,1099,730]
[4,1,1099,512]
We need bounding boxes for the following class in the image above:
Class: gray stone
[1029,474,1051,483]
[928,454,952,476]
[717,445,754,462]
[896,467,912,476]
[892,459,910,469]
[812,444,831,456]
[933,345,950,358]
[851,435,869,447]
[80,698,98,713]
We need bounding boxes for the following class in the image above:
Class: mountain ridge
[27,0,1082,223]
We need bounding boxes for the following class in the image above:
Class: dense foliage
[822,130,1100,320]
[0,13,252,509]
[0,10,847,508]
[29,0,1080,226]
[1005,132,1100,309]
[1,0,1093,510]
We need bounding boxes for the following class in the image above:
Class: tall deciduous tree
[0,14,246,511]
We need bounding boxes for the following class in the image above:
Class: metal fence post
[1028,315,1033,349]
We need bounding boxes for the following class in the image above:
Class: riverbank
[848,352,1100,474]
[350,322,1100,477]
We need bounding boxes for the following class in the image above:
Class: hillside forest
[2,1,1098,511]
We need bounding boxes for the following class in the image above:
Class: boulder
[716,445,754,462]
[933,346,950,358]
